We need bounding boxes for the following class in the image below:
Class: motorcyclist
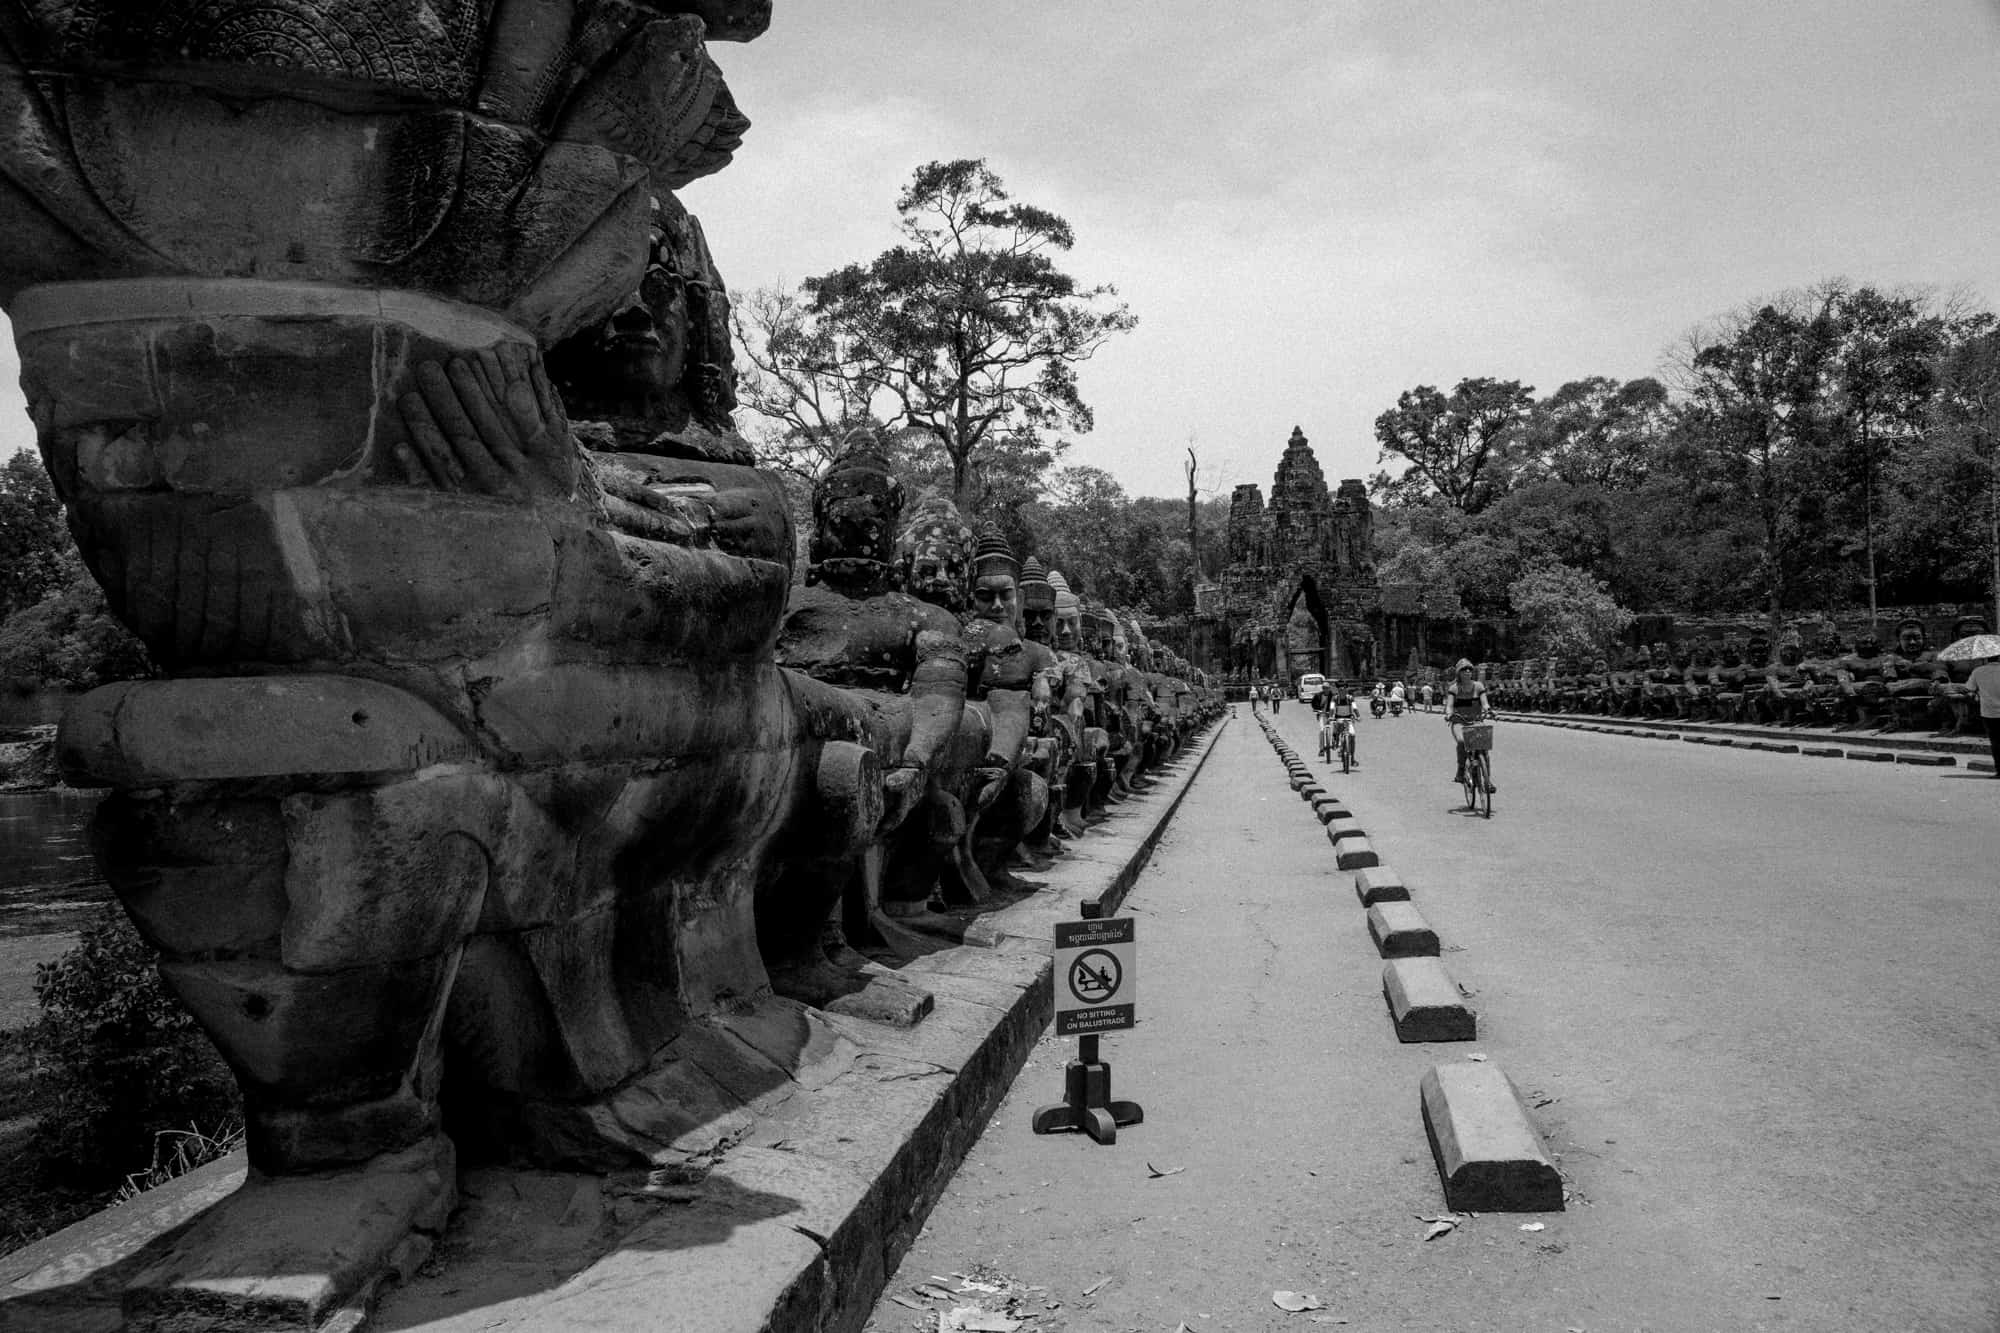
[1389,680,1406,714]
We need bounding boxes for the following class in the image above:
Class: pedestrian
[1971,652,2000,777]
[1271,680,1280,714]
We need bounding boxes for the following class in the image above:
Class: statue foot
[122,1136,455,1332]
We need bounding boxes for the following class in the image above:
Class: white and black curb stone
[1353,866,1409,907]
[1382,957,1476,1042]
[1420,1062,1564,1212]
[1366,900,1438,957]
[1335,836,1380,871]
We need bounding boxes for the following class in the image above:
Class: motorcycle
[1370,696,1386,719]
[1389,698,1404,717]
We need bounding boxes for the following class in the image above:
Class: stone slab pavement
[861,701,2000,1332]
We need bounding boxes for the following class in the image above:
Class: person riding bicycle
[1328,684,1359,765]
[1311,681,1333,715]
[1446,659,1495,792]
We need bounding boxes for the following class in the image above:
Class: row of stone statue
[772,439,1222,1014]
[1482,617,1990,734]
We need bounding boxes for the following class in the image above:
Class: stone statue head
[1081,605,1115,657]
[1593,658,1610,674]
[1049,570,1082,649]
[897,491,974,612]
[806,436,902,594]
[969,522,1020,627]
[1108,617,1131,664]
[1648,642,1669,667]
[1778,630,1803,666]
[1952,615,1990,641]
[1716,637,1741,668]
[1671,643,1692,670]
[1745,634,1769,667]
[1816,629,1847,658]
[1894,618,1927,657]
[1126,619,1154,671]
[1019,556,1057,644]
[545,197,718,442]
[1852,633,1881,659]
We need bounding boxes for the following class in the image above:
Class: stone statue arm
[901,629,968,775]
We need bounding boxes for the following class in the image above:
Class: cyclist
[1446,659,1495,792]
[1329,683,1359,766]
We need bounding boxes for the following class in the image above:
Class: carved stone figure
[0,4,929,1317]
[1881,617,1943,730]
[1934,615,1990,734]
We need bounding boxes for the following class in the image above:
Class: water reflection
[0,788,108,940]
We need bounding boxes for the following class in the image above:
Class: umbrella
[1936,633,2000,662]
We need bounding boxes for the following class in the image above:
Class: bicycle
[1318,711,1335,763]
[1336,714,1356,774]
[1449,715,1495,819]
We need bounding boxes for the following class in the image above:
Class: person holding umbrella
[1938,627,2000,776]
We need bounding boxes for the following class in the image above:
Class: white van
[1296,673,1327,702]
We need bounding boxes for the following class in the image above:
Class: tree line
[1371,280,1999,659]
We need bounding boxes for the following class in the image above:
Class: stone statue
[1881,617,1943,730]
[1833,633,1892,728]
[0,4,935,1316]
[960,523,1052,890]
[770,438,970,1013]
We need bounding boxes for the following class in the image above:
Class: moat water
[0,788,107,940]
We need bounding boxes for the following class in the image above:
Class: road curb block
[1354,866,1409,906]
[1419,1063,1564,1212]
[1973,760,1995,773]
[1367,900,1438,957]
[1895,753,1956,766]
[1847,750,1895,763]
[1325,816,1366,844]
[1383,958,1475,1042]
[1335,836,1380,871]
[1803,745,1843,757]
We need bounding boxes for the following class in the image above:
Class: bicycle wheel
[1460,749,1478,813]
[1341,732,1352,774]
[1474,752,1492,819]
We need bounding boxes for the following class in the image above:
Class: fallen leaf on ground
[1146,1162,1186,1178]
[1519,1222,1546,1232]
[1422,1220,1457,1241]
[1082,1277,1111,1296]
[915,1284,957,1300]
[1272,1291,1324,1311]
[889,1294,925,1310]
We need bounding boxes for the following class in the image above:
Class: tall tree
[1682,295,1843,641]
[1927,325,2000,628]
[757,159,1135,507]
[1509,376,1669,491]
[0,449,68,620]
[1370,377,1534,514]
[1824,283,1950,630]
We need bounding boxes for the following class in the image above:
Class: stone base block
[122,1136,455,1331]
[1366,901,1437,957]
[1803,746,1844,757]
[1895,753,1955,766]
[1972,760,1995,774]
[1353,866,1409,907]
[1324,817,1365,844]
[1420,1063,1563,1212]
[1382,958,1474,1042]
[1847,750,1895,763]
[1335,836,1380,871]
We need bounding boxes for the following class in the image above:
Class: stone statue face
[1021,597,1056,645]
[1779,640,1802,666]
[1649,642,1668,667]
[1746,636,1769,665]
[1896,623,1927,656]
[546,215,689,422]
[1718,640,1741,668]
[1817,632,1846,658]
[1953,616,1989,640]
[971,572,1018,626]
[1853,634,1880,659]
[898,500,974,612]
[1672,646,1692,669]
[1054,605,1081,651]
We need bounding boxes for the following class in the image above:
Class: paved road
[863,706,2000,1333]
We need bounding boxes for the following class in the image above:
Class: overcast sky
[5,1,1997,502]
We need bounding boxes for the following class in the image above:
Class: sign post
[1032,916,1143,1144]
